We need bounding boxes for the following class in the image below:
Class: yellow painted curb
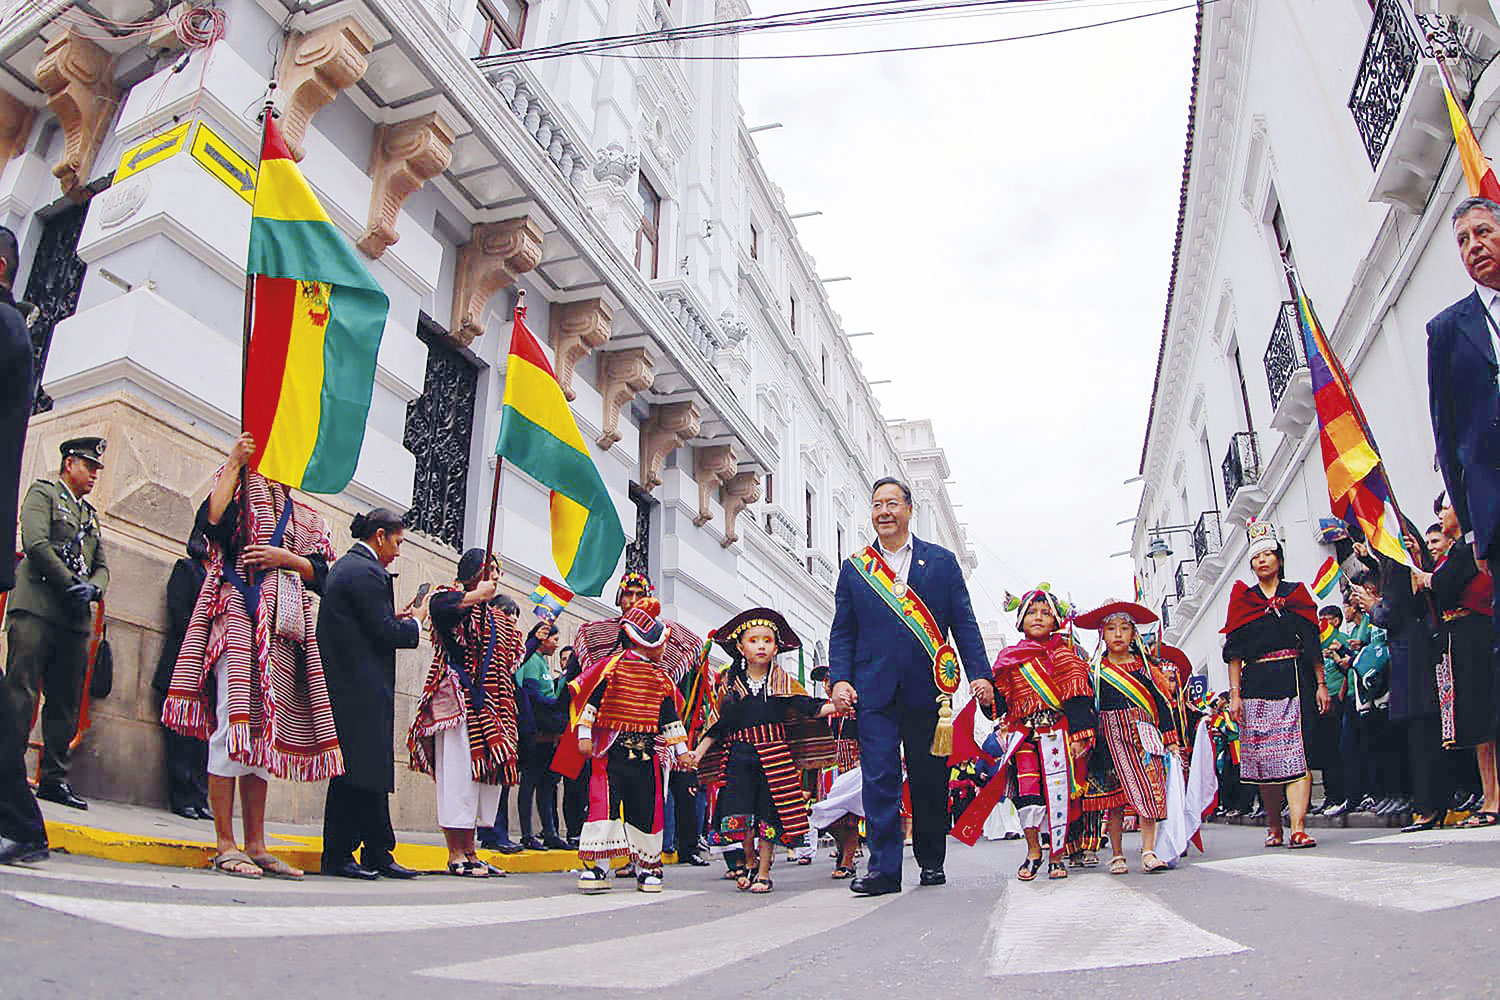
[44,819,676,874]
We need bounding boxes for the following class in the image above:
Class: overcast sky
[735,0,1199,640]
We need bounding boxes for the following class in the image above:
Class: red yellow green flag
[496,307,626,596]
[244,117,389,493]
[1442,69,1500,201]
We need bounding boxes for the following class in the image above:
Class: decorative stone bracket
[595,348,654,450]
[359,112,455,258]
[549,298,612,401]
[36,30,117,201]
[640,400,699,492]
[276,17,373,162]
[450,216,544,347]
[693,443,738,527]
[0,91,36,178]
[721,470,762,547]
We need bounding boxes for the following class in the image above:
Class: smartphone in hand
[406,581,432,611]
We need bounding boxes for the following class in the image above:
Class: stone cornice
[359,111,456,257]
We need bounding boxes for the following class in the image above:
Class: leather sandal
[1141,850,1168,873]
[749,876,774,894]
[1047,860,1069,879]
[1288,831,1317,849]
[1108,855,1128,875]
[831,865,856,879]
[1017,856,1043,882]
[1264,830,1284,848]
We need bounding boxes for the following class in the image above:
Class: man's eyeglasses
[871,500,909,513]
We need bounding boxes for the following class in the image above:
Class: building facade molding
[450,215,545,347]
[548,297,613,401]
[722,469,762,547]
[693,442,738,527]
[0,90,35,176]
[596,347,655,450]
[275,16,375,162]
[640,399,700,491]
[358,111,456,258]
[35,30,117,200]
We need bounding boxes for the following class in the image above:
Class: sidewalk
[38,798,629,874]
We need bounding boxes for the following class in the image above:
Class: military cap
[60,436,106,466]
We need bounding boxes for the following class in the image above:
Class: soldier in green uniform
[4,436,109,810]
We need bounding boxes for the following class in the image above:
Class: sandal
[831,865,856,880]
[723,865,748,882]
[1459,811,1499,828]
[1264,830,1284,848]
[735,872,753,891]
[796,856,812,865]
[1017,856,1043,882]
[749,876,774,894]
[1288,831,1318,849]
[1141,850,1168,873]
[210,849,263,879]
[1047,860,1069,880]
[1108,855,1128,875]
[247,853,304,880]
[447,860,489,878]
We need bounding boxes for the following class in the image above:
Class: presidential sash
[849,545,962,755]
[1095,660,1160,726]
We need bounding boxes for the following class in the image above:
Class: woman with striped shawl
[407,548,522,878]
[161,433,340,880]
[1074,600,1178,875]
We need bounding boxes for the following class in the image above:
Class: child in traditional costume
[569,605,688,893]
[984,587,1096,881]
[1075,600,1178,875]
[1222,520,1328,849]
[680,609,836,894]
[407,548,523,878]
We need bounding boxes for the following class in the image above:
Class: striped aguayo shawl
[407,588,524,785]
[697,667,837,786]
[573,614,705,684]
[161,469,342,781]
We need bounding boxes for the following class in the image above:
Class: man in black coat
[152,529,211,820]
[0,224,49,866]
[317,509,425,879]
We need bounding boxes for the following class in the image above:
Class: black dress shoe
[368,860,419,879]
[679,854,710,867]
[196,805,214,821]
[1402,813,1443,833]
[36,781,87,810]
[325,860,381,880]
[519,836,545,851]
[496,841,524,855]
[849,873,902,896]
[919,867,946,886]
[566,837,580,850]
[540,834,571,851]
[171,805,199,820]
[0,836,49,865]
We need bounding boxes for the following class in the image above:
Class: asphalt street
[2,822,1498,999]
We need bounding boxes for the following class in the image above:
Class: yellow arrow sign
[190,121,257,204]
[114,122,192,182]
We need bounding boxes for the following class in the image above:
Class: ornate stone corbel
[275,17,373,161]
[450,216,544,346]
[358,113,455,258]
[640,401,700,492]
[693,444,738,527]
[596,348,654,450]
[721,471,762,547]
[549,298,612,401]
[0,92,36,177]
[35,31,116,200]
[592,142,637,186]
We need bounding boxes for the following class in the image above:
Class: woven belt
[1254,648,1300,664]
[730,723,787,744]
[1442,609,1476,622]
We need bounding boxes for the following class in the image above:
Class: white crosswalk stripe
[1195,853,1500,911]
[984,876,1246,976]
[1352,825,1500,847]
[418,890,902,988]
[8,887,697,938]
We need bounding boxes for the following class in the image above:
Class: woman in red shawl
[992,587,1096,881]
[1222,520,1330,849]
[161,432,340,880]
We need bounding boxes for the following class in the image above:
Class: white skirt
[434,718,502,830]
[207,658,272,780]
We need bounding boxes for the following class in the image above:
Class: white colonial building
[0,0,976,819]
[1132,0,1500,691]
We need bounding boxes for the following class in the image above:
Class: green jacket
[1321,626,1353,698]
[6,477,109,632]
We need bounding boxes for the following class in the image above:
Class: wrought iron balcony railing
[1193,509,1223,564]
[1263,300,1307,412]
[1174,559,1197,601]
[1349,0,1422,167]
[1222,431,1261,507]
[1160,596,1174,632]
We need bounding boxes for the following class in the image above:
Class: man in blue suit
[1429,196,1500,620]
[829,477,992,895]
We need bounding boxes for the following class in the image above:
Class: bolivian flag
[243,117,388,493]
[1312,556,1342,600]
[529,576,574,620]
[496,308,626,596]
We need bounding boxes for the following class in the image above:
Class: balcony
[1174,559,1198,601]
[807,551,838,589]
[764,506,800,552]
[1350,0,1470,212]
[1192,509,1225,571]
[1160,595,1175,634]
[1221,431,1268,526]
[1263,301,1316,436]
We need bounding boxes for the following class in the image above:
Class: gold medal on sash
[894,580,908,598]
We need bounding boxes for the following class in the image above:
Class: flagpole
[486,288,524,563]
[240,82,276,544]
[1285,257,1419,556]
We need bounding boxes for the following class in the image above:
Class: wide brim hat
[620,605,667,649]
[715,607,801,657]
[1159,644,1193,686]
[1074,599,1159,630]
